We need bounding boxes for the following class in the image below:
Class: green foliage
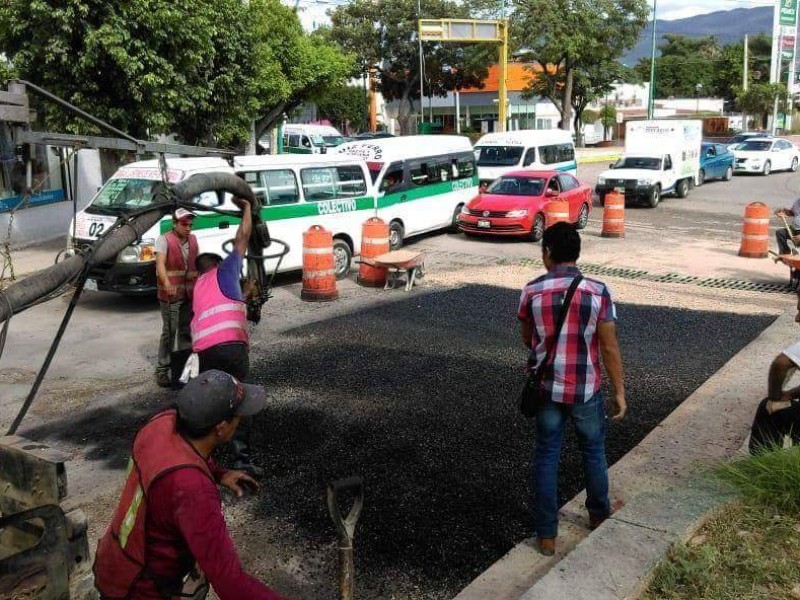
[718,446,800,515]
[581,109,599,124]
[513,0,649,129]
[316,84,368,133]
[328,0,492,134]
[0,0,353,147]
[598,105,616,129]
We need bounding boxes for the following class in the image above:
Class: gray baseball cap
[176,370,266,430]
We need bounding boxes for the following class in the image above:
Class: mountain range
[622,7,774,65]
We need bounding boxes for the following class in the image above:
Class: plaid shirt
[517,265,616,405]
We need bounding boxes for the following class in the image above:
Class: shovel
[327,476,364,600]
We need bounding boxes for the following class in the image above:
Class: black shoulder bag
[518,275,584,418]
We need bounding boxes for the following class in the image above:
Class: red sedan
[457,170,592,242]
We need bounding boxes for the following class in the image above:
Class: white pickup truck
[595,120,702,208]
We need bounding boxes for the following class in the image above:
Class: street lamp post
[647,0,658,120]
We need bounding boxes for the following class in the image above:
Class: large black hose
[0,172,254,324]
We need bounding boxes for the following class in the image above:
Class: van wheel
[724,166,733,181]
[333,239,352,280]
[647,186,661,208]
[576,204,590,230]
[389,221,405,250]
[449,204,464,233]
[676,179,689,198]
[530,214,546,242]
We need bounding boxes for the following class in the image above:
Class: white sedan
[733,138,800,175]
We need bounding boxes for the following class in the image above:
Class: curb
[455,304,795,600]
[577,152,622,165]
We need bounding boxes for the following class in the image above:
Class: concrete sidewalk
[456,304,795,600]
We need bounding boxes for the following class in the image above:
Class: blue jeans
[532,390,610,539]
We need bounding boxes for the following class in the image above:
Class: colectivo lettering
[316,199,358,215]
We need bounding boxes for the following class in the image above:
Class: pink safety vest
[190,268,248,353]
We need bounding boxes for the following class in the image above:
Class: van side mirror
[609,163,615,168]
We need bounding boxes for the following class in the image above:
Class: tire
[647,185,661,208]
[698,169,705,186]
[724,166,733,181]
[449,204,464,233]
[333,238,352,280]
[792,157,799,172]
[389,221,404,250]
[576,203,590,230]
[676,178,689,198]
[598,193,606,207]
[763,160,771,176]
[530,213,546,242]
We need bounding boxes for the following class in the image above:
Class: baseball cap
[174,208,195,222]
[176,370,266,430]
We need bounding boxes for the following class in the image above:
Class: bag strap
[536,274,584,373]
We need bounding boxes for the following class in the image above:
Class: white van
[282,124,345,154]
[335,135,478,248]
[473,130,577,187]
[68,157,234,295]
[233,154,376,278]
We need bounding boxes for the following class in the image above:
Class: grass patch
[644,447,800,600]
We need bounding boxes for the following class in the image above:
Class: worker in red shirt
[93,370,287,600]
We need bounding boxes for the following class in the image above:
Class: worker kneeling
[93,370,287,600]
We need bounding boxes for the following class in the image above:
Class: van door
[662,155,677,191]
[522,147,537,169]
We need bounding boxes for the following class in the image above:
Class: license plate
[83,278,98,292]
[477,220,491,228]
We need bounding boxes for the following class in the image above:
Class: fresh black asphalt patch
[244,284,776,599]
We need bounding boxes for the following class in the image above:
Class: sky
[658,0,772,21]
[287,0,776,30]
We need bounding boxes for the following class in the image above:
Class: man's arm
[597,321,626,421]
[768,353,796,401]
[167,472,286,600]
[233,198,253,257]
[155,251,175,298]
[520,320,533,349]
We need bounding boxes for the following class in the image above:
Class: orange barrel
[738,202,770,258]
[358,217,390,287]
[544,199,570,229]
[601,191,625,239]
[301,225,339,301]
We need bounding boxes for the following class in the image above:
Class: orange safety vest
[93,410,213,599]
[157,232,198,303]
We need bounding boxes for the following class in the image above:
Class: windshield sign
[475,145,524,167]
[87,178,220,215]
[487,176,545,196]
[614,157,661,170]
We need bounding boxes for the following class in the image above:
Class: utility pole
[647,0,658,120]
[418,0,425,131]
[742,34,748,130]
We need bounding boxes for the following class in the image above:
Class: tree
[328,0,492,135]
[713,34,772,109]
[0,0,353,147]
[598,105,616,141]
[737,83,788,129]
[316,84,368,133]
[514,0,649,131]
[634,35,719,99]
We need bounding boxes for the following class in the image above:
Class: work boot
[538,537,556,556]
[155,371,172,388]
[589,499,625,530]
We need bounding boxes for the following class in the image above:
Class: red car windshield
[486,176,545,196]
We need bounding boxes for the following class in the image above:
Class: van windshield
[86,177,221,215]
[322,135,345,147]
[614,157,661,170]
[474,146,524,167]
[738,140,772,152]
[85,178,162,215]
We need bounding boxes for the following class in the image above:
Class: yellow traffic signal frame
[418,18,509,132]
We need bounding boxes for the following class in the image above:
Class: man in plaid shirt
[517,222,626,556]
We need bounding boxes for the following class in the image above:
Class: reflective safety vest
[190,267,248,353]
[93,410,213,599]
[157,231,198,303]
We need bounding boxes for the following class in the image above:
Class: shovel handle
[327,476,364,545]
